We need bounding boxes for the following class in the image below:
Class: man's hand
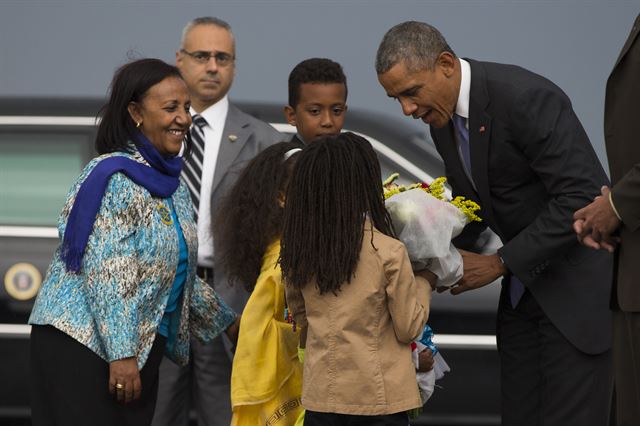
[417,348,434,372]
[573,186,621,252]
[109,357,141,403]
[445,250,506,295]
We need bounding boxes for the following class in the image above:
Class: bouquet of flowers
[383,173,481,288]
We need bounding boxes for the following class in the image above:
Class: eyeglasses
[180,49,235,67]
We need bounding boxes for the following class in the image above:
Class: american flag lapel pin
[479,126,486,133]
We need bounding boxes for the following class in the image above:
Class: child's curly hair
[213,141,301,291]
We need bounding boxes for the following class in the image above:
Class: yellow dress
[231,240,304,426]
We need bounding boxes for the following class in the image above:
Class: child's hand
[417,348,434,372]
[415,269,437,290]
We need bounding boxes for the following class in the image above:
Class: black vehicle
[0,98,501,425]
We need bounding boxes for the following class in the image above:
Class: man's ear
[127,102,142,126]
[284,105,296,127]
[438,51,456,78]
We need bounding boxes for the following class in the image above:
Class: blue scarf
[61,132,183,273]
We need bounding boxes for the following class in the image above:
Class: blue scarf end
[60,243,83,274]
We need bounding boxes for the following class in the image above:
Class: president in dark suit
[573,13,640,426]
[377,21,613,426]
[152,17,284,426]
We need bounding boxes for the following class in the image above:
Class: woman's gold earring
[136,121,142,128]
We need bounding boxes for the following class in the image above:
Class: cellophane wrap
[385,189,467,288]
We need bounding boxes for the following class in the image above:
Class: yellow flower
[383,174,482,223]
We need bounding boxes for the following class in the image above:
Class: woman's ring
[115,383,124,390]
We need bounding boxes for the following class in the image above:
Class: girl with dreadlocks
[280,132,434,426]
[214,141,304,426]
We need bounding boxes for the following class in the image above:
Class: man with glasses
[152,17,283,426]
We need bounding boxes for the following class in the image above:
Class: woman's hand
[109,357,141,403]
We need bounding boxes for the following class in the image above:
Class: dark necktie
[509,276,525,308]
[452,113,472,175]
[182,114,207,221]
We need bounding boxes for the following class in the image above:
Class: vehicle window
[0,131,89,226]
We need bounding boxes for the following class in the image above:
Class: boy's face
[284,83,347,143]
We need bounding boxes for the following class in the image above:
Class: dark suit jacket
[606,14,640,311]
[290,134,305,147]
[431,59,613,354]
[210,103,286,313]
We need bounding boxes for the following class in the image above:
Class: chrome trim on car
[0,116,97,126]
[433,334,497,350]
[0,324,31,339]
[0,226,58,239]
[0,323,497,349]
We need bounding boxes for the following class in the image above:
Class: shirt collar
[455,58,471,119]
[295,133,307,145]
[190,95,229,129]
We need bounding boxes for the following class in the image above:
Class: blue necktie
[509,276,525,308]
[452,113,472,175]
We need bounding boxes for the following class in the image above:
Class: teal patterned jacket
[29,150,236,369]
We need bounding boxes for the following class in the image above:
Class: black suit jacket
[606,14,640,311]
[431,59,613,354]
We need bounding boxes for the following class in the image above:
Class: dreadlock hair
[213,141,301,292]
[280,132,394,295]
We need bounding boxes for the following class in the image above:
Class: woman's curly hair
[213,141,301,291]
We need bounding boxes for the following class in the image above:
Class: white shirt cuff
[609,192,622,221]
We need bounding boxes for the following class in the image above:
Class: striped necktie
[182,114,207,221]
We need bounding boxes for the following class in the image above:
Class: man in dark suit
[573,13,640,426]
[152,17,284,426]
[377,21,613,426]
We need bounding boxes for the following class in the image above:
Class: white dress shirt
[454,58,475,188]
[191,95,229,267]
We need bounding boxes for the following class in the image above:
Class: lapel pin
[228,134,238,142]
[479,126,486,133]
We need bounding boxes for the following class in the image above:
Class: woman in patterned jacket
[28,58,238,426]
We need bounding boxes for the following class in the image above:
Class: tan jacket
[285,226,431,415]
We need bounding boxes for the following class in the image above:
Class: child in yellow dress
[214,141,304,426]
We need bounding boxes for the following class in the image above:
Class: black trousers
[612,310,640,426]
[31,325,166,426]
[304,410,409,426]
[498,288,612,426]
